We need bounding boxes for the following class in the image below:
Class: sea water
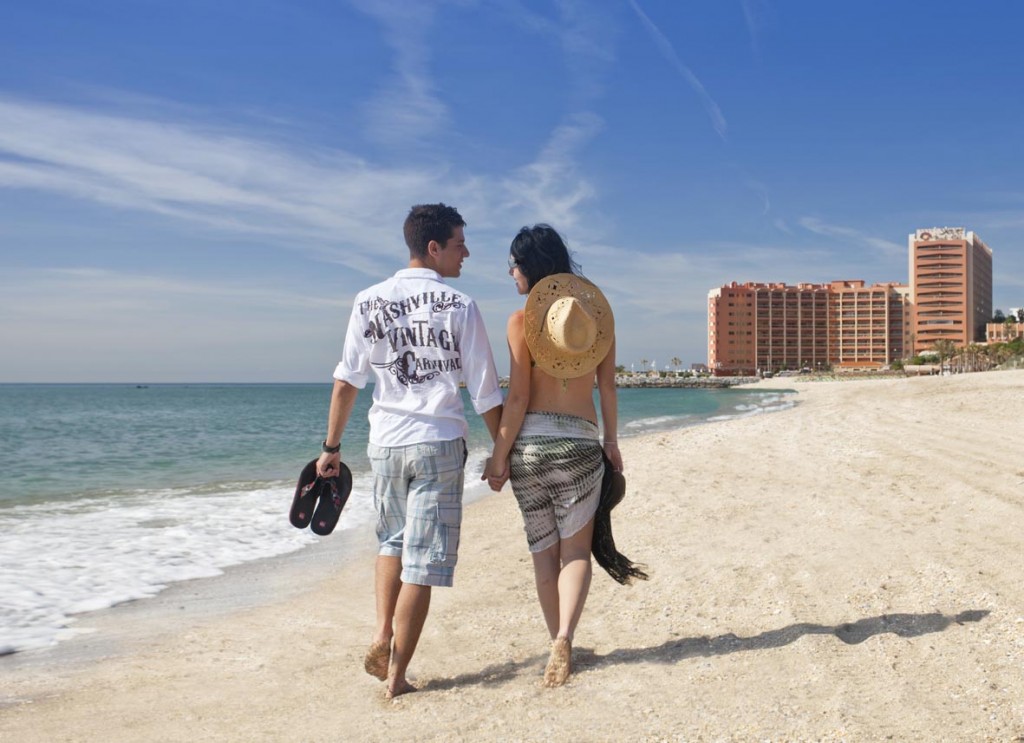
[0,382,794,655]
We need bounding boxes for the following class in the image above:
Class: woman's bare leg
[555,518,595,641]
[541,518,596,687]
[530,544,561,639]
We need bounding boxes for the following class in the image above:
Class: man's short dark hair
[404,203,466,258]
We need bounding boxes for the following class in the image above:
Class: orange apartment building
[908,227,992,354]
[707,282,758,375]
[986,322,1024,343]
[708,280,908,376]
[829,280,909,369]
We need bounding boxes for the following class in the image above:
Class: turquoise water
[0,384,343,505]
[0,383,795,655]
[0,383,786,505]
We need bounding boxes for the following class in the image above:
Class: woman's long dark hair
[509,224,582,290]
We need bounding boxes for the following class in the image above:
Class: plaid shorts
[368,438,467,587]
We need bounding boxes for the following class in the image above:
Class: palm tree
[933,340,956,368]
[639,358,649,373]
[961,344,979,373]
[1004,318,1019,342]
[991,343,1012,366]
[670,356,682,374]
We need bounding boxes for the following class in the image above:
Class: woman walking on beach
[483,224,622,687]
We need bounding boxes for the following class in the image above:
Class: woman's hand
[482,456,510,492]
[603,441,623,472]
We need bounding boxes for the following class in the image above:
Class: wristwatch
[321,439,340,454]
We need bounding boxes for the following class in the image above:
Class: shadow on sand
[418,653,550,692]
[417,609,988,691]
[579,609,990,670]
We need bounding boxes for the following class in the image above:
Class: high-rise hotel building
[908,227,992,354]
[708,226,992,375]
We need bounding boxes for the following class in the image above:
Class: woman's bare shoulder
[507,308,526,331]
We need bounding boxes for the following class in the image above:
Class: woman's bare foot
[543,636,572,687]
[385,678,417,699]
[363,640,391,681]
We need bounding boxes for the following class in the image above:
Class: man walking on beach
[317,203,503,698]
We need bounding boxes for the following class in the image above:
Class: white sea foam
[0,479,380,656]
[707,396,796,422]
[0,451,500,656]
[624,414,694,431]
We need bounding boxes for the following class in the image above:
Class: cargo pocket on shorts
[367,445,392,535]
[429,503,461,565]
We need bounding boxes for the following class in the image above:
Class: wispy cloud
[474,0,612,233]
[498,112,602,232]
[798,216,903,259]
[349,0,451,149]
[554,0,617,106]
[0,97,430,269]
[740,0,772,59]
[971,209,1024,231]
[625,0,728,140]
[0,95,603,274]
[742,174,771,216]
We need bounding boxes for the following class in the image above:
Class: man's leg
[374,555,402,642]
[386,582,431,698]
[365,441,408,681]
[364,555,401,680]
[384,438,463,698]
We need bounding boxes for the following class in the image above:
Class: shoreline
[0,524,377,675]
[0,383,792,659]
[3,370,1023,740]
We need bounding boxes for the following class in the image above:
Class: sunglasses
[507,255,518,270]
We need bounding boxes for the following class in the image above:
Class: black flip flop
[289,459,321,529]
[310,461,353,536]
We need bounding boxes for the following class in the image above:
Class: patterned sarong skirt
[509,412,603,553]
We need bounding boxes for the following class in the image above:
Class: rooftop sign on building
[915,227,965,241]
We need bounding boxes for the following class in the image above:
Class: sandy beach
[3,370,1023,742]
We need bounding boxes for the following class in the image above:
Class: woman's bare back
[527,364,598,424]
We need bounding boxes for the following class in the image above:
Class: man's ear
[426,239,442,257]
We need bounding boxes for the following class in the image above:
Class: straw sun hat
[524,273,614,379]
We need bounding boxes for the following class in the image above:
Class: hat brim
[524,273,614,379]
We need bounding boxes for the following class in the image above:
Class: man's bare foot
[543,636,572,687]
[364,640,391,681]
[385,678,417,699]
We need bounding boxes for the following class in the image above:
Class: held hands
[482,456,510,492]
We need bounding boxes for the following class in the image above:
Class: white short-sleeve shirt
[334,268,503,447]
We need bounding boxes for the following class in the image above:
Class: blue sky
[1,0,1022,382]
